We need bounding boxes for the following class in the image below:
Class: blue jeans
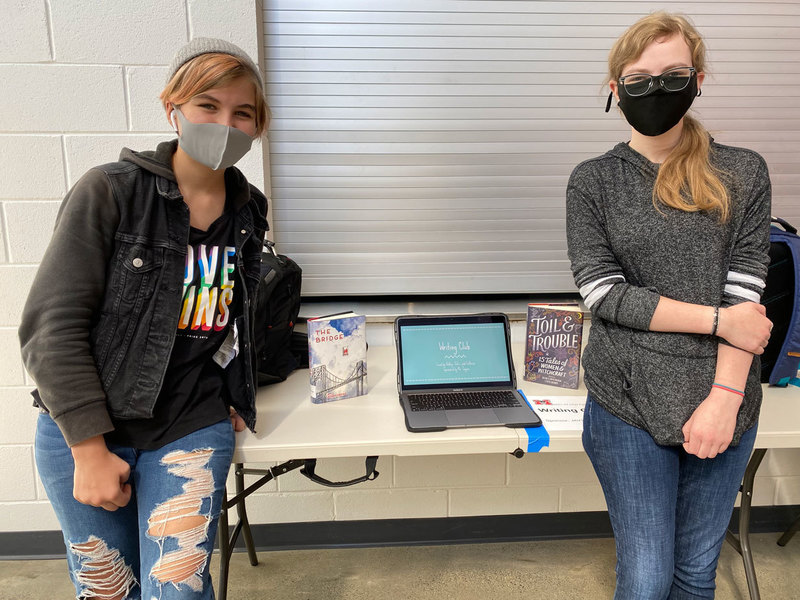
[583,395,757,600]
[35,413,235,600]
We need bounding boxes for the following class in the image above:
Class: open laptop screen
[397,314,514,390]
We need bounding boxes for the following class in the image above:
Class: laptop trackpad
[446,409,499,427]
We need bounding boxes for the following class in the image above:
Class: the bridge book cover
[307,312,368,403]
[523,304,583,389]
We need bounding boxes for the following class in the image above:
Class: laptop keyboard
[407,390,521,412]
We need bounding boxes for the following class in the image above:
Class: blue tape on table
[519,389,550,452]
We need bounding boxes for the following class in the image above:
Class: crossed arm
[649,298,771,458]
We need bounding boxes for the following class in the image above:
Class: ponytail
[654,115,730,221]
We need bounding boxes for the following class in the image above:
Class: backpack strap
[772,216,798,234]
[300,456,380,487]
[264,238,279,257]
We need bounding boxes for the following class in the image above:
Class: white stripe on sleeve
[724,284,762,303]
[579,275,625,299]
[579,275,625,309]
[583,284,616,309]
[727,271,766,290]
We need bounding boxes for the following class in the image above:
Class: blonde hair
[609,12,730,221]
[160,53,271,137]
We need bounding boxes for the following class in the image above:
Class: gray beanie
[167,37,263,89]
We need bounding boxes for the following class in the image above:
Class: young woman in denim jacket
[566,13,773,599]
[20,38,269,599]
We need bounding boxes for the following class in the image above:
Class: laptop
[394,313,542,432]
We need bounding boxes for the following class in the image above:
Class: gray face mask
[171,108,253,170]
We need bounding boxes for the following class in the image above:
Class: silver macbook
[394,313,542,432]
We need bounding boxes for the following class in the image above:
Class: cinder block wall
[2,2,798,539]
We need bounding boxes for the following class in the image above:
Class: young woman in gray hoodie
[567,13,773,599]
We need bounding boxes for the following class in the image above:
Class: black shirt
[106,207,242,449]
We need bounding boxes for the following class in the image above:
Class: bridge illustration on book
[310,361,367,402]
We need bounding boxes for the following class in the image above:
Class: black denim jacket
[19,141,268,446]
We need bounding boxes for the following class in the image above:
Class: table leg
[235,463,259,566]
[737,448,767,600]
[777,514,800,547]
[215,459,306,599]
[217,490,232,600]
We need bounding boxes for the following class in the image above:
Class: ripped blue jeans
[35,413,235,600]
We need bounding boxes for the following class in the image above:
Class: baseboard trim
[2,505,798,559]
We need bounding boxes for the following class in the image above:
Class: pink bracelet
[712,383,745,397]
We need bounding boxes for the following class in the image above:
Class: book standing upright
[307,312,368,403]
[523,304,583,389]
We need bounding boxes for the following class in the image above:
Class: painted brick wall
[2,2,798,539]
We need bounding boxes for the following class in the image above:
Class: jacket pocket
[94,242,165,386]
[627,332,717,445]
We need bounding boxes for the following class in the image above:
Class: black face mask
[606,76,699,137]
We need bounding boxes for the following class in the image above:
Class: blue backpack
[761,217,800,386]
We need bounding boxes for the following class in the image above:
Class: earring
[605,92,614,113]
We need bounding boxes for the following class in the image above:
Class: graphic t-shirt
[107,208,241,449]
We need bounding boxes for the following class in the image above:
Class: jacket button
[241,229,247,234]
[132,258,143,268]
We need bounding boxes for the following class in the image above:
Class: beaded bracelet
[712,383,745,397]
[710,306,719,336]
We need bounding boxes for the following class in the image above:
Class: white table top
[237,346,521,462]
[235,345,800,463]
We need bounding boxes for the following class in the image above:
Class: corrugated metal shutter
[262,0,800,296]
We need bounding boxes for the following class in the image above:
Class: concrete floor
[1,534,798,600]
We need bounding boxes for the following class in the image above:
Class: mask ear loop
[697,88,702,97]
[605,91,614,113]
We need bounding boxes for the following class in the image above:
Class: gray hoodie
[566,140,771,446]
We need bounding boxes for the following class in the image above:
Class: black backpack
[761,217,800,386]
[254,241,306,386]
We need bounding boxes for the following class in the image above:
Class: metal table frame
[216,448,779,600]
[725,448,768,600]
[216,460,305,600]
